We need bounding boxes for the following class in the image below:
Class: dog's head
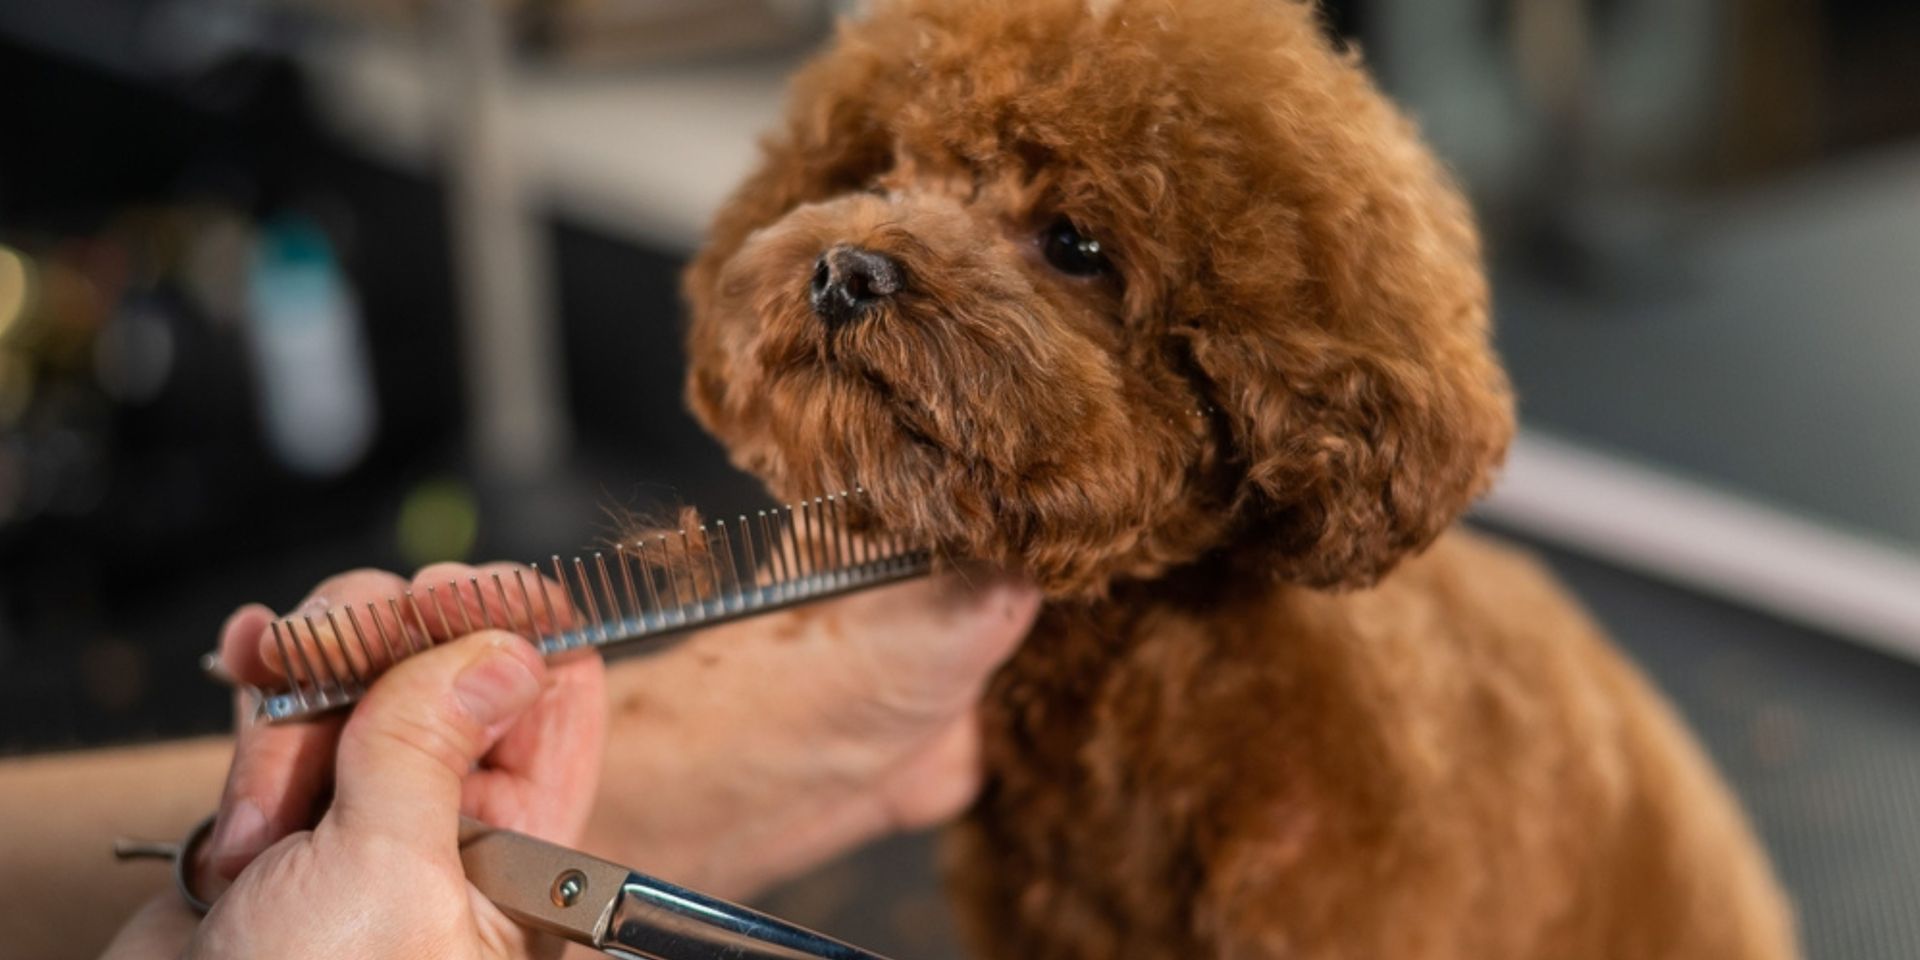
[685,0,1513,596]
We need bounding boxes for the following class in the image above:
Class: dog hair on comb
[243,488,929,723]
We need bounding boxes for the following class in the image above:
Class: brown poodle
[682,0,1798,956]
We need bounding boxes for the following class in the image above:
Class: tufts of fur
[612,504,723,601]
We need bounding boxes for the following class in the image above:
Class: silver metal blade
[457,818,897,960]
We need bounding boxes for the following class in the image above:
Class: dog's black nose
[809,246,901,325]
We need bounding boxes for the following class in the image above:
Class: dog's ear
[1178,124,1514,590]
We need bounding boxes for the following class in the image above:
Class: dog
[682,0,1798,956]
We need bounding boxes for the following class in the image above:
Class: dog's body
[682,0,1797,955]
[953,529,1794,958]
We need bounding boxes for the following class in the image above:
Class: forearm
[0,737,231,960]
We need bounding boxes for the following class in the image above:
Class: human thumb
[327,632,546,848]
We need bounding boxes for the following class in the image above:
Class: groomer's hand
[590,571,1041,897]
[102,565,605,960]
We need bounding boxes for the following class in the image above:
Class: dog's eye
[1040,218,1111,277]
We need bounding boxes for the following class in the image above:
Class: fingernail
[453,638,542,729]
[210,798,268,876]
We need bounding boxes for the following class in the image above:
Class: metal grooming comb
[238,489,931,723]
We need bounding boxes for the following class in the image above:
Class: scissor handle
[112,814,217,915]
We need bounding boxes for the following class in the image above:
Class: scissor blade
[456,818,897,960]
[602,872,897,960]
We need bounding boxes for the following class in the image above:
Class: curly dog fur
[683,0,1798,955]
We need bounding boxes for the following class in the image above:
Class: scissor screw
[552,869,587,908]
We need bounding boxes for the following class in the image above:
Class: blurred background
[0,0,1915,955]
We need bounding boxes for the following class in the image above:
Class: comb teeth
[253,489,929,723]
